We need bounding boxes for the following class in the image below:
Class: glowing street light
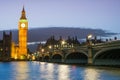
[48,45,52,49]
[41,49,44,53]
[87,34,93,46]
[88,34,92,39]
[61,40,65,45]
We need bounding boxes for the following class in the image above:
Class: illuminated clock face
[21,23,25,28]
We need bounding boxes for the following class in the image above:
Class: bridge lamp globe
[61,40,65,45]
[87,34,93,46]
[48,45,52,49]
[88,34,92,39]
[41,49,44,53]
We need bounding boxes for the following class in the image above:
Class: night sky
[0,0,120,33]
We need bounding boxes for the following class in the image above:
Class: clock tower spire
[18,6,28,59]
[20,6,27,19]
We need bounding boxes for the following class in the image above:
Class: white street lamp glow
[41,49,44,52]
[88,34,92,39]
[61,40,65,45]
[48,45,52,49]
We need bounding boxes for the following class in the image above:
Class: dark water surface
[0,61,120,80]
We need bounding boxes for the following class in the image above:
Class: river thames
[0,61,120,80]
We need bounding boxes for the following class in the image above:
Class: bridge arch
[65,51,88,64]
[65,50,88,58]
[51,53,63,63]
[93,47,120,65]
[37,56,42,61]
[43,55,50,62]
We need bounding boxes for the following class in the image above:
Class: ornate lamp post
[87,34,93,65]
[41,48,44,61]
[61,40,66,62]
[87,34,92,46]
[48,45,52,62]
[61,40,66,48]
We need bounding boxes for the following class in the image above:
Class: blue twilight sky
[0,0,120,33]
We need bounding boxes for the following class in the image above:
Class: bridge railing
[92,40,120,49]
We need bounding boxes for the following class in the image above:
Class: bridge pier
[62,58,64,63]
[88,46,93,65]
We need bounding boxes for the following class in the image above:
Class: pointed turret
[20,6,27,19]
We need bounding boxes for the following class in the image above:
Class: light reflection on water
[0,61,120,80]
[15,62,29,80]
[84,68,100,80]
[58,64,70,80]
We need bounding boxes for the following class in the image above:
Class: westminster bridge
[34,40,120,66]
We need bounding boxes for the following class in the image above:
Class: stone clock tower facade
[18,7,28,59]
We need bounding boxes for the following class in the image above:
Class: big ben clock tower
[18,7,28,59]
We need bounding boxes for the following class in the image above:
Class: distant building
[37,36,80,52]
[0,31,12,60]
